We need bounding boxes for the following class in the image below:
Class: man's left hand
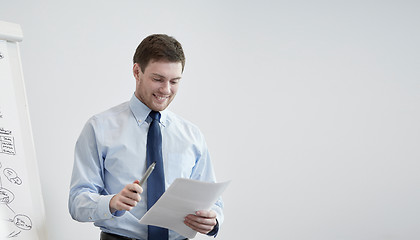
[184,210,217,235]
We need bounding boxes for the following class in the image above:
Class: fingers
[184,210,217,234]
[110,194,137,212]
[109,182,143,213]
[128,180,143,194]
[195,210,217,218]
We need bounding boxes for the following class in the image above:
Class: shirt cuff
[206,219,219,237]
[97,194,125,219]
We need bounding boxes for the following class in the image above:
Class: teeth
[155,95,168,100]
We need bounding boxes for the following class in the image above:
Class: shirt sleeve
[68,117,117,222]
[189,130,224,226]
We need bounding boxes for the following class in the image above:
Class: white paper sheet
[139,178,230,239]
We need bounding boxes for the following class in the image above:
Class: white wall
[1,1,420,239]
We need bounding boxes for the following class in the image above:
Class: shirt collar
[129,94,168,127]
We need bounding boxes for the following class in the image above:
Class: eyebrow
[151,73,182,81]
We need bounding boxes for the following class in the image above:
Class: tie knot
[149,111,161,121]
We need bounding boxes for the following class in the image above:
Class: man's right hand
[109,180,143,213]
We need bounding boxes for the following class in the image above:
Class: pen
[138,162,156,186]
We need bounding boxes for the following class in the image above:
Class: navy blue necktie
[146,111,168,240]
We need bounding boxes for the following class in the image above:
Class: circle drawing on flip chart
[13,214,32,231]
[0,188,14,204]
[4,168,22,186]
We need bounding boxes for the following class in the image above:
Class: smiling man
[69,34,223,240]
[134,60,181,112]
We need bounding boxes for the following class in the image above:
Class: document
[139,178,230,239]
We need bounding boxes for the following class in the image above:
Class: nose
[159,81,171,94]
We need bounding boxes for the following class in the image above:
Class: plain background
[1,1,420,239]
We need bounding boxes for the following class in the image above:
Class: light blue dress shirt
[69,94,223,240]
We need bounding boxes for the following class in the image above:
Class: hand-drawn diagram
[0,128,33,238]
[0,163,33,238]
[0,128,16,155]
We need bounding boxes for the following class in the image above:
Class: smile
[154,94,169,101]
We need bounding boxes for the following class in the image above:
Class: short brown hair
[133,34,186,72]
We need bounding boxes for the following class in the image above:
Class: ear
[133,63,142,81]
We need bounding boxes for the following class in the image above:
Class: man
[69,34,223,240]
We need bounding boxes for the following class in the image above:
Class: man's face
[134,60,182,111]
